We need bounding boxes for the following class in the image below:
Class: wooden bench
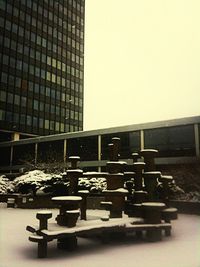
[26,215,171,258]
[26,210,53,258]
[28,234,53,258]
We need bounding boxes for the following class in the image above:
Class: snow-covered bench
[26,213,171,258]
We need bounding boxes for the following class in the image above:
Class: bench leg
[146,229,162,242]
[110,231,126,241]
[101,231,112,244]
[80,198,87,220]
[135,231,143,239]
[165,227,171,237]
[57,236,77,251]
[38,240,47,258]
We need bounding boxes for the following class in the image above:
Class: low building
[0,115,199,173]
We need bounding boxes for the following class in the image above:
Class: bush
[12,170,63,196]
[78,177,107,193]
[0,175,15,194]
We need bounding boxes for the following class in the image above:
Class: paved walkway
[0,204,199,267]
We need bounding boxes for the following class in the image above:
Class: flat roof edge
[0,115,200,147]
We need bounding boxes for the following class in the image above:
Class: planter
[0,194,20,203]
[17,195,58,209]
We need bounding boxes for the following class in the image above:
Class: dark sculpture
[26,137,178,258]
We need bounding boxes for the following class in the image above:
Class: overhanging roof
[0,115,199,147]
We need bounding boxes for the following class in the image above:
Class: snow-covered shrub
[13,170,52,195]
[78,177,91,191]
[78,177,107,193]
[174,191,200,202]
[0,175,15,194]
[168,180,185,197]
[12,170,70,196]
[168,180,200,201]
[39,174,70,196]
[1,170,107,196]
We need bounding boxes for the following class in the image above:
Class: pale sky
[83,0,200,130]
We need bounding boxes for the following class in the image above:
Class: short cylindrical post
[78,190,89,220]
[143,171,161,201]
[140,149,158,172]
[132,152,140,163]
[112,137,120,161]
[142,202,166,224]
[108,143,114,161]
[36,211,52,230]
[69,156,80,169]
[133,162,145,191]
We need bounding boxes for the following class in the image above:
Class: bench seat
[27,216,171,258]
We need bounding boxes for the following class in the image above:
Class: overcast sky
[83,0,200,131]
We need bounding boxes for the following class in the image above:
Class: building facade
[0,0,85,141]
[0,116,199,172]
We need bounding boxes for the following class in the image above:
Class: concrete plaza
[0,204,199,267]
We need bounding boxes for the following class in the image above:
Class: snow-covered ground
[0,204,200,267]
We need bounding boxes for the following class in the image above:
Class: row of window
[1,0,84,20]
[1,0,84,36]
[0,109,81,132]
[2,36,84,65]
[1,61,83,85]
[0,72,83,98]
[28,80,83,95]
[0,90,83,110]
[1,81,83,105]
[0,108,83,130]
[1,21,84,54]
[19,0,84,15]
[10,6,84,29]
[2,48,83,80]
[2,15,84,43]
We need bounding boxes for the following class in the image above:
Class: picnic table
[51,196,82,226]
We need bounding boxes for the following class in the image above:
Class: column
[63,139,67,163]
[194,124,200,157]
[34,143,38,165]
[10,145,13,169]
[11,132,20,141]
[140,130,144,150]
[98,135,101,172]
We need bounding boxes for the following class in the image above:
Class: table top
[51,196,82,204]
[142,202,166,210]
[140,149,158,156]
[37,210,52,215]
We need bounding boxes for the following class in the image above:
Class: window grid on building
[0,0,85,136]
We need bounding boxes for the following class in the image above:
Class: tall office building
[0,0,85,141]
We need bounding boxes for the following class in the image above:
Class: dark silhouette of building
[0,0,85,141]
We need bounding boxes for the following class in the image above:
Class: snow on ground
[0,203,200,267]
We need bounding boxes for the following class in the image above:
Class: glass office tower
[0,0,85,141]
